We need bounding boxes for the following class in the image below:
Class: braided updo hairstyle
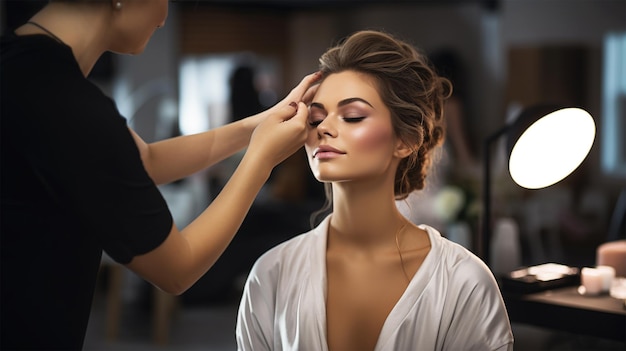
[318,30,452,200]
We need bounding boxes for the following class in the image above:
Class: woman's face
[110,0,168,54]
[305,70,402,184]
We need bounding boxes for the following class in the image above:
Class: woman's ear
[393,139,414,159]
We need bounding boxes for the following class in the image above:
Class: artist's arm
[124,72,320,294]
[126,100,310,294]
[131,72,320,185]
[128,116,258,185]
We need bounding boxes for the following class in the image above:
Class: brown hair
[318,30,451,200]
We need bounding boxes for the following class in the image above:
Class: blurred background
[2,0,625,350]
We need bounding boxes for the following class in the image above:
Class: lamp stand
[481,124,512,267]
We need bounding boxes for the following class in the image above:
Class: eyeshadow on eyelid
[343,108,368,117]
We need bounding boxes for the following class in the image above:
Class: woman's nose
[317,117,336,138]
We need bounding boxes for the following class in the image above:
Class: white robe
[236,215,514,351]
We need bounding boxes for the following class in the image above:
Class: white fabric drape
[236,215,514,351]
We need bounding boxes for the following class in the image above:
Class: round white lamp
[481,105,596,265]
[508,107,596,189]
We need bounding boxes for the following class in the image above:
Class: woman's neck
[18,3,110,77]
[329,181,407,249]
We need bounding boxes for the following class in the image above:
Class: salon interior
[2,0,625,350]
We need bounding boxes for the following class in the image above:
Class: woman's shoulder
[421,225,496,285]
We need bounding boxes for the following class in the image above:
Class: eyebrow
[310,97,374,111]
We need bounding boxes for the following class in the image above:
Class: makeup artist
[0,1,320,349]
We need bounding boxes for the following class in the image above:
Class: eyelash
[344,117,366,123]
[308,116,366,127]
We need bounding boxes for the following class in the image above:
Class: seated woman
[236,29,514,351]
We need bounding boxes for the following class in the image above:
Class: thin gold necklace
[25,21,64,45]
[394,221,411,284]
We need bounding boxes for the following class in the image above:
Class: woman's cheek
[305,130,318,150]
[350,124,393,152]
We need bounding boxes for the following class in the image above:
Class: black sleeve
[4,42,173,263]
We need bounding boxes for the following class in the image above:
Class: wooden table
[503,286,626,342]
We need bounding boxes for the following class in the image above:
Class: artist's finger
[270,101,299,122]
[301,82,320,105]
[287,102,308,123]
[286,71,322,103]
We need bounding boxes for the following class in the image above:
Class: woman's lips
[313,145,346,159]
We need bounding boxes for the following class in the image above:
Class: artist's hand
[248,72,321,128]
[246,101,309,170]
[289,71,321,105]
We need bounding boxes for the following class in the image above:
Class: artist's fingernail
[289,101,298,109]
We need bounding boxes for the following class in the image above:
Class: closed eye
[308,120,323,127]
[343,117,366,123]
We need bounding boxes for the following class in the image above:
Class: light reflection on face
[304,70,400,184]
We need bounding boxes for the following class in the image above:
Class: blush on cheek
[351,125,394,151]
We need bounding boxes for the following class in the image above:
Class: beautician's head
[311,30,451,200]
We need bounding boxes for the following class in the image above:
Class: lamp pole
[481,124,512,267]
